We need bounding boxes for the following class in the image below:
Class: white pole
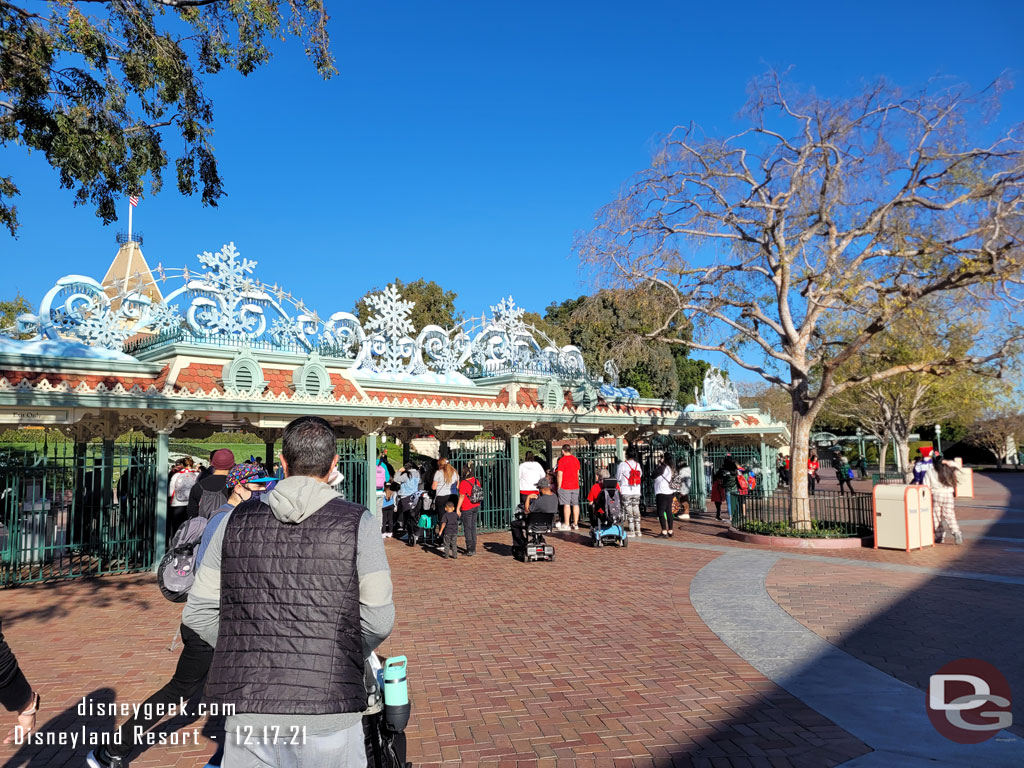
[128,198,133,242]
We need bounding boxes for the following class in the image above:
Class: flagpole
[128,197,133,242]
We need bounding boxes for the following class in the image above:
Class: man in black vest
[183,416,395,767]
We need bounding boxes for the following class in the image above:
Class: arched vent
[234,365,255,392]
[306,370,323,397]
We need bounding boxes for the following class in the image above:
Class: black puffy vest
[204,496,366,715]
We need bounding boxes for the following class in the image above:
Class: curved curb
[689,551,1023,767]
[726,526,869,549]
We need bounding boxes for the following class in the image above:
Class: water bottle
[383,655,410,732]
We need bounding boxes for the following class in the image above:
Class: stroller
[363,654,412,768]
[590,480,627,548]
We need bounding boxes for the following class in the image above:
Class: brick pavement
[1,470,1019,767]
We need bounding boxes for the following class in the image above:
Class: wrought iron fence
[575,443,621,518]
[872,472,909,486]
[728,489,872,538]
[336,438,368,505]
[449,440,514,531]
[1,438,157,586]
[636,438,697,509]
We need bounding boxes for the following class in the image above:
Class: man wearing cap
[511,477,558,549]
[186,448,235,519]
[86,462,271,768]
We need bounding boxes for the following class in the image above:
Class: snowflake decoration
[363,285,415,339]
[270,317,306,346]
[196,242,257,293]
[147,302,181,334]
[76,311,131,349]
[489,296,525,332]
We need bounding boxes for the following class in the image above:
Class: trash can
[873,484,933,551]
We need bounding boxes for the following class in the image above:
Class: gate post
[693,437,706,507]
[364,432,378,514]
[509,433,521,499]
[615,436,625,462]
[154,431,170,562]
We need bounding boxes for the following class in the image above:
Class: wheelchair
[510,506,555,562]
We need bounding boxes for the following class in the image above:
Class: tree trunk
[789,411,812,531]
[896,438,911,482]
[878,442,888,473]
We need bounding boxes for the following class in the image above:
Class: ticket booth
[873,484,934,551]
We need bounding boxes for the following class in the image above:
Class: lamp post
[935,424,943,455]
[855,427,864,464]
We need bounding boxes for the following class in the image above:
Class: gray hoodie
[182,475,395,737]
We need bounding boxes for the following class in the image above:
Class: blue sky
[4,0,1023,378]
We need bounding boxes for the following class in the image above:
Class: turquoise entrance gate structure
[0,239,785,584]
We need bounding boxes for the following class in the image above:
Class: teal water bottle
[383,655,410,732]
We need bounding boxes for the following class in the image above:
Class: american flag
[129,195,139,207]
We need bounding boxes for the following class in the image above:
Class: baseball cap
[227,461,274,489]
[536,477,551,489]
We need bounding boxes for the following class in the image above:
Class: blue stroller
[590,479,627,548]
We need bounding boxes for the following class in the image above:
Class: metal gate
[336,438,368,505]
[635,437,697,509]
[1,437,157,586]
[575,443,620,518]
[449,439,513,531]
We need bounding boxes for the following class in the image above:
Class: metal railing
[872,472,909,486]
[728,489,872,538]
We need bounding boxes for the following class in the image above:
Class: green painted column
[693,438,706,506]
[760,438,772,493]
[615,436,625,462]
[364,432,378,513]
[509,434,521,499]
[154,431,169,564]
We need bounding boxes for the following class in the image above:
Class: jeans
[443,532,458,558]
[107,624,215,759]
[225,719,366,767]
[461,508,477,553]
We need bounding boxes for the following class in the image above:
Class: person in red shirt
[456,464,483,556]
[555,444,582,531]
[586,465,621,529]
[808,453,820,496]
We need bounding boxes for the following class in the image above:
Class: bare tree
[578,73,1024,525]
[968,411,1024,466]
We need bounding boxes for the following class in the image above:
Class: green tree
[355,278,461,331]
[0,0,335,236]
[540,288,705,403]
[0,292,32,338]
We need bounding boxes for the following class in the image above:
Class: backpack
[157,516,210,602]
[737,473,749,493]
[172,470,197,504]
[197,484,227,520]
[601,489,622,523]
[625,461,642,486]
[376,464,386,490]
[468,478,484,505]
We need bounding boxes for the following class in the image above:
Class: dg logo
[927,658,1013,744]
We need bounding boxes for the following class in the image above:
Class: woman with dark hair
[456,463,483,556]
[654,456,675,537]
[926,453,963,545]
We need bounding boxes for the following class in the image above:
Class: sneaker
[86,750,123,768]
[954,532,963,545]
[466,551,475,557]
[681,514,690,520]
[571,525,578,531]
[636,531,642,538]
